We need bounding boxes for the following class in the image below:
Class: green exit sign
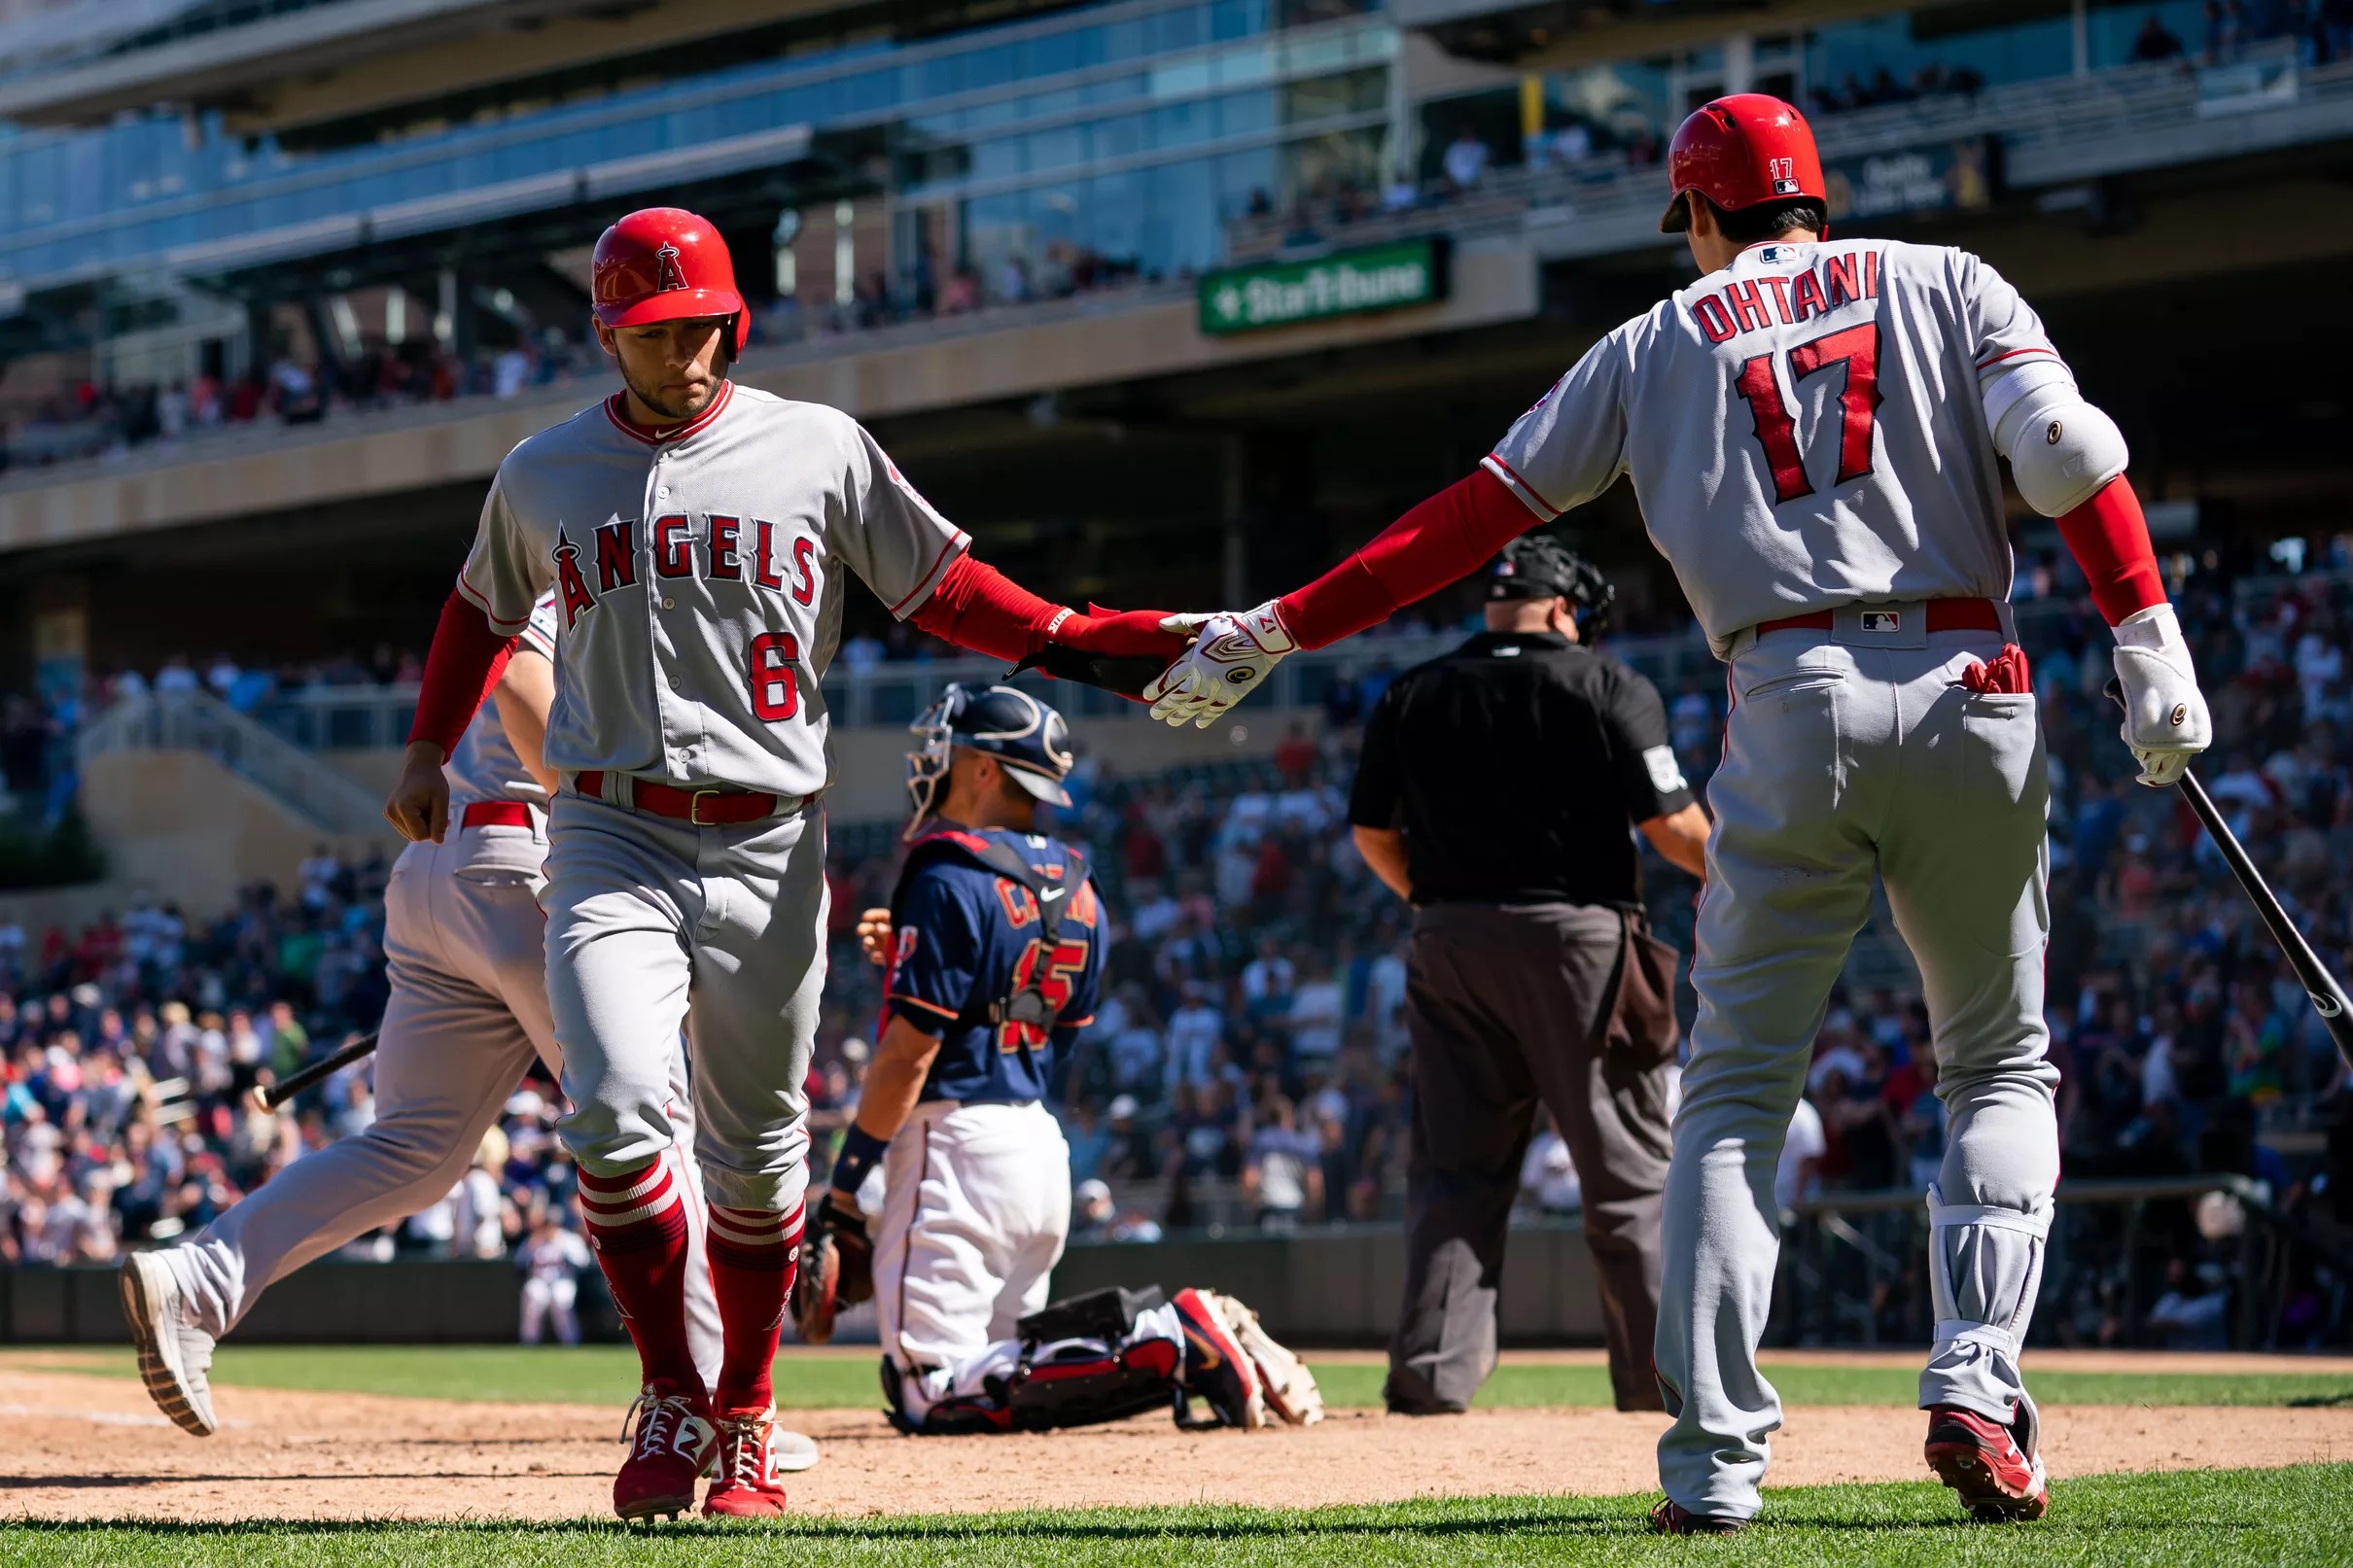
[1198,237,1452,336]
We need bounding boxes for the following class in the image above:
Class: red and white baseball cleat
[1924,1405,2049,1521]
[613,1378,719,1522]
[1171,1287,1265,1428]
[702,1406,791,1517]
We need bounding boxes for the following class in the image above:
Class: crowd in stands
[0,245,1159,475]
[3,545,2351,1348]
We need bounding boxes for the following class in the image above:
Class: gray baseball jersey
[1484,239,2056,656]
[457,381,968,795]
[443,591,560,809]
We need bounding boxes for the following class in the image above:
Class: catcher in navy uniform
[791,682,1321,1434]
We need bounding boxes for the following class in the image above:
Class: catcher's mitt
[791,1191,874,1345]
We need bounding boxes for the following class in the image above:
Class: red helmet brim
[593,289,748,349]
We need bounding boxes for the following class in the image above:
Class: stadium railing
[79,687,388,835]
[1778,1171,2353,1353]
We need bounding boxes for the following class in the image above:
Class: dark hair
[1704,195,1828,244]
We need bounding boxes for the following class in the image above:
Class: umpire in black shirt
[1352,537,1709,1414]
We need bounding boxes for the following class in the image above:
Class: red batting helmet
[591,206,749,353]
[1658,93,1826,234]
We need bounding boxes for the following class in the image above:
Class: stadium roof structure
[0,0,877,137]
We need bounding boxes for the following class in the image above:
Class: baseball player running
[790,682,1320,1434]
[1140,96,2211,1528]
[121,595,817,1470]
[382,207,1183,1519]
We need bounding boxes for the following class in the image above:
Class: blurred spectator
[516,1211,591,1345]
[2131,12,2190,59]
[1442,126,1492,192]
[1242,1096,1322,1229]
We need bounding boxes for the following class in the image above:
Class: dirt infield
[2,1353,2350,1522]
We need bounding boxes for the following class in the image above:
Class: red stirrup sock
[577,1160,700,1391]
[705,1202,804,1411]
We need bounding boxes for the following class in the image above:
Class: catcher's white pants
[165,824,722,1387]
[1655,614,2060,1521]
[521,1276,580,1345]
[874,1099,1070,1419]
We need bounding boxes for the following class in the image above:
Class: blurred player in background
[793,682,1321,1435]
[122,593,812,1469]
[1140,95,2209,1528]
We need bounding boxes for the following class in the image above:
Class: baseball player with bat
[791,682,1321,1435]
[120,594,814,1468]
[1134,96,2212,1528]
[382,207,1184,1520]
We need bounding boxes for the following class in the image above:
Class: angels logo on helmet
[653,242,687,292]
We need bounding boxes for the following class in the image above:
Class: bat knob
[2103,676,2125,709]
[247,1085,277,1116]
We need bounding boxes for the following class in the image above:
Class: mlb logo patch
[1773,177,1802,194]
[1859,611,1902,633]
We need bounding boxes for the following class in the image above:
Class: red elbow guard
[407,589,516,757]
[2055,476,2166,626]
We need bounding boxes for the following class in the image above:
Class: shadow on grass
[2288,1393,2353,1408]
[0,1506,2256,1545]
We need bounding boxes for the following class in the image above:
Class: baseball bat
[249,1030,380,1114]
[2105,679,2353,1069]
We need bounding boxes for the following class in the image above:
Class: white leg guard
[1920,1182,2050,1451]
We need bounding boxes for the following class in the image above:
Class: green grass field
[5,1465,2348,1566]
[13,1342,2353,1411]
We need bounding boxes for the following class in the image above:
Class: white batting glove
[1143,601,1296,729]
[2112,603,2211,787]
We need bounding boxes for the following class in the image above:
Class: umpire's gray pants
[1387,901,1672,1415]
[1657,610,2059,1520]
[545,791,825,1216]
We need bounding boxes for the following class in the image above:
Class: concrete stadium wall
[1,1224,1603,1347]
[76,749,397,915]
[318,710,1299,830]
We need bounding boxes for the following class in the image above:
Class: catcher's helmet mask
[905,683,1074,840]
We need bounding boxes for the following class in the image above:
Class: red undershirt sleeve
[907,554,1062,663]
[909,555,1184,664]
[1277,467,1535,650]
[406,589,517,757]
[2055,475,2166,626]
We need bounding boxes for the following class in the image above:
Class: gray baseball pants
[1387,900,1671,1414]
[1656,609,2059,1520]
[544,790,826,1217]
[169,821,721,1380]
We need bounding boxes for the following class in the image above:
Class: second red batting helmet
[591,206,750,353]
[1658,93,1826,234]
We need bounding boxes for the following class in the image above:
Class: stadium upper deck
[0,0,2348,691]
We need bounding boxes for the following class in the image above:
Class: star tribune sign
[1196,237,1448,337]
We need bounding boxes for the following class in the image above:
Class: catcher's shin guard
[1004,1334,1182,1430]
